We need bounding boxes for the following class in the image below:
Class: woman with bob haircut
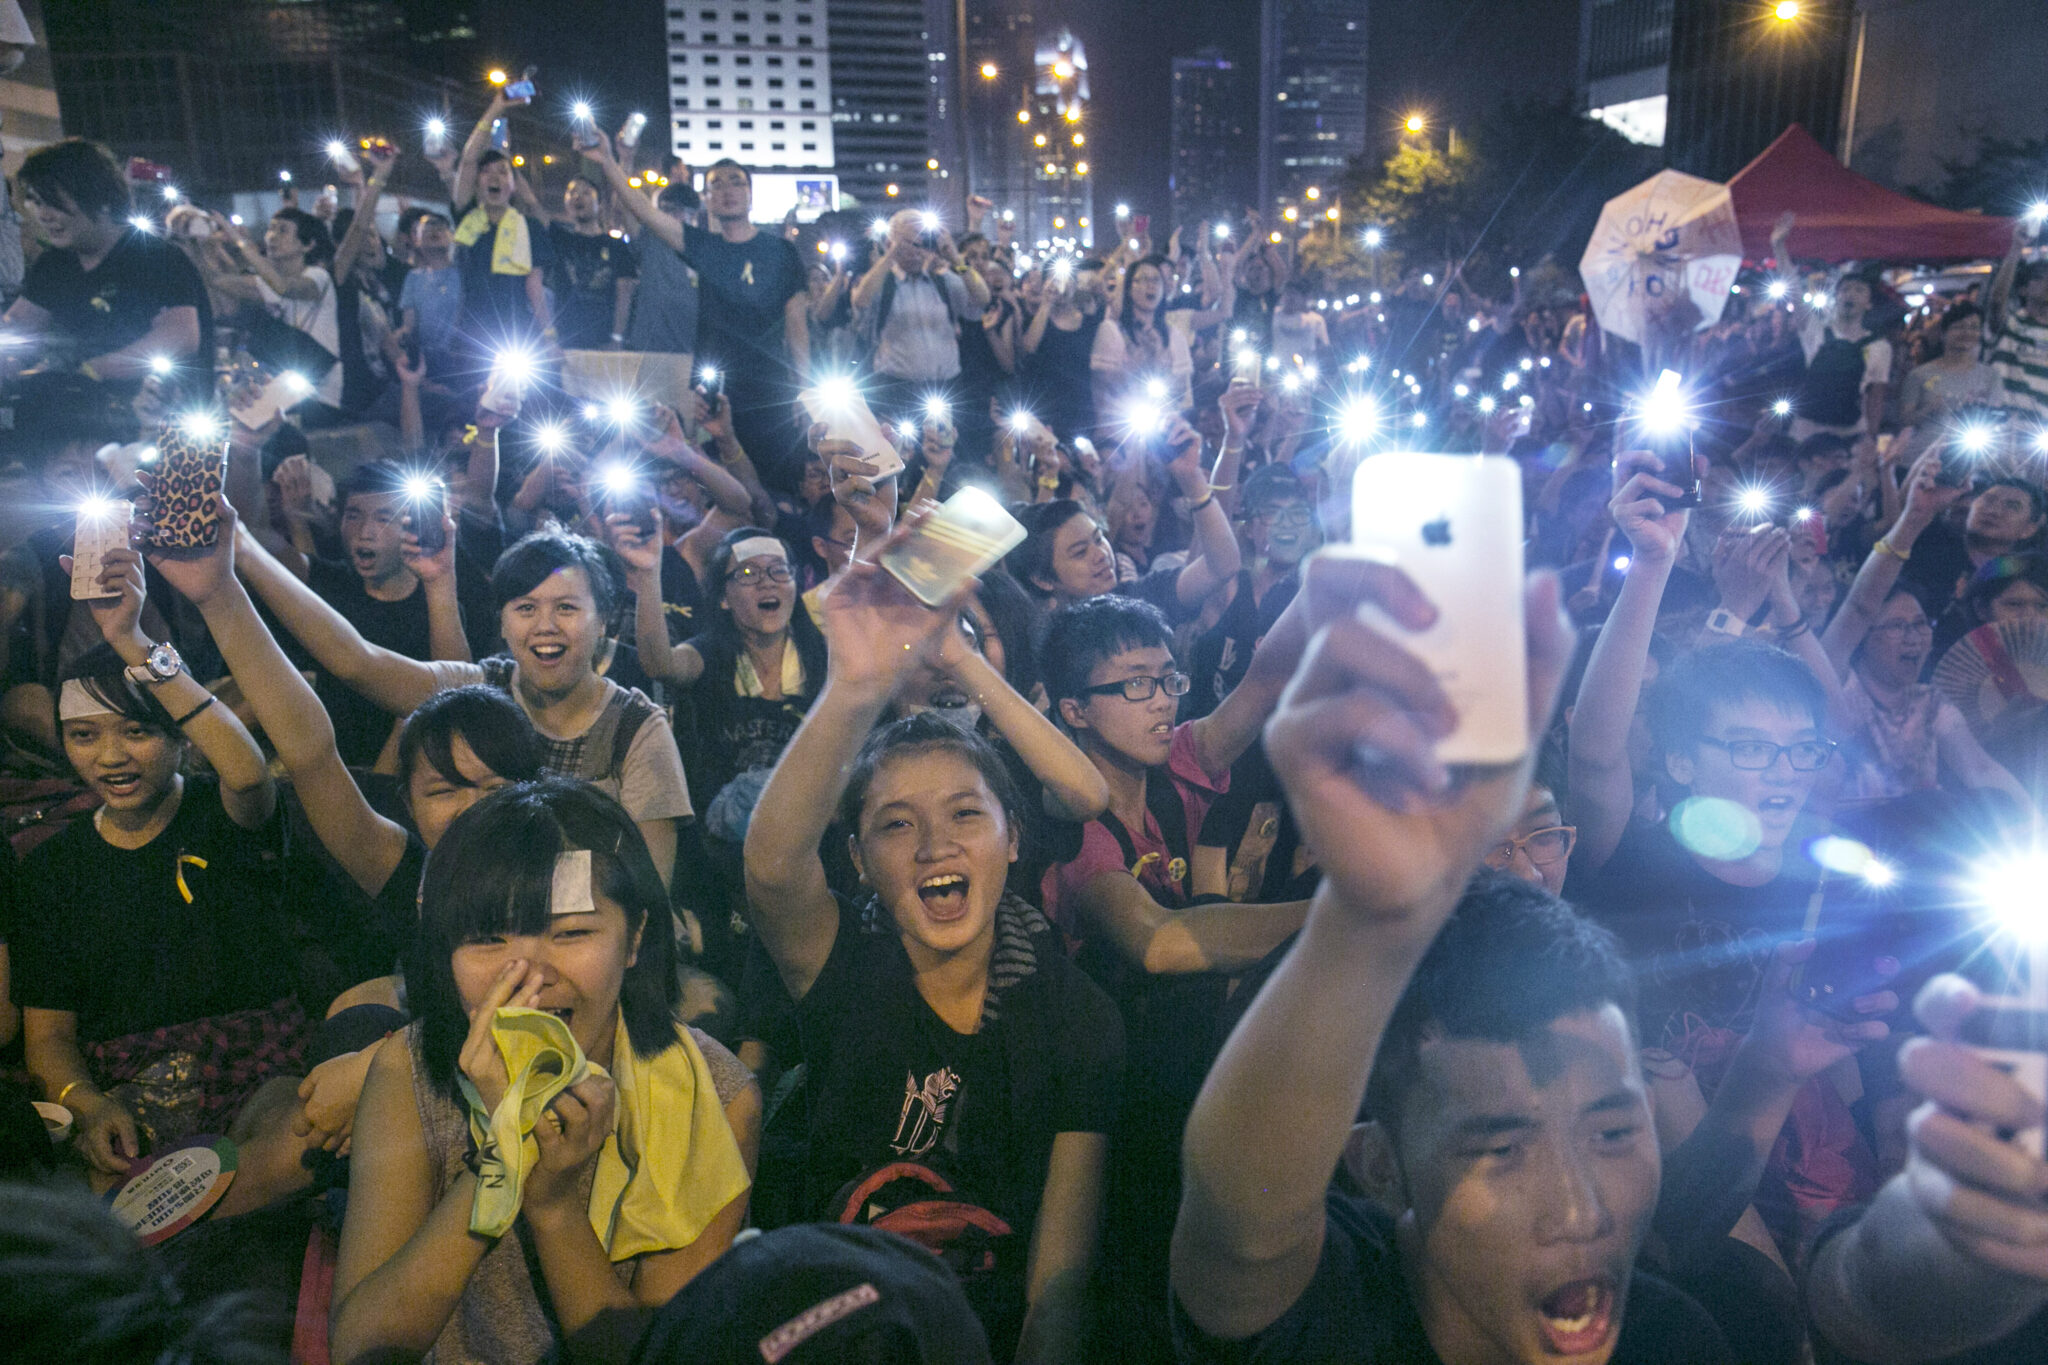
[744,536,1123,1362]
[333,778,757,1365]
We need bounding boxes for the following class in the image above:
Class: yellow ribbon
[174,854,208,904]
[452,205,533,276]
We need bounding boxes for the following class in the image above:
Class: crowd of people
[1,77,2048,1365]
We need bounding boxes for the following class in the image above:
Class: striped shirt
[1987,307,2048,414]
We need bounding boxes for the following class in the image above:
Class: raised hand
[399,507,458,585]
[819,531,963,694]
[1265,556,1573,919]
[605,511,664,575]
[1219,381,1261,442]
[60,545,148,650]
[1711,526,1789,621]
[1610,449,1692,565]
[1742,939,1897,1085]
[1900,449,1966,532]
[145,492,239,608]
[457,957,547,1118]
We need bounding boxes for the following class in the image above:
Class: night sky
[475,0,1582,218]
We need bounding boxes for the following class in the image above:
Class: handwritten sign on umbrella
[1580,170,1742,346]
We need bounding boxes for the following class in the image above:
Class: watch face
[149,643,180,677]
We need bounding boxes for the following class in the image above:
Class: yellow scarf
[734,641,806,698]
[452,205,534,276]
[460,1008,751,1259]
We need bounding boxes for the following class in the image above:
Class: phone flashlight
[1008,410,1035,435]
[923,395,951,421]
[829,241,847,263]
[1773,398,1793,419]
[1337,397,1377,445]
[148,355,173,377]
[571,100,594,124]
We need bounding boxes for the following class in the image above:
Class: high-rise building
[828,0,930,206]
[1664,0,1853,182]
[1018,26,1092,249]
[664,0,836,210]
[950,0,1039,225]
[1578,0,1673,147]
[1257,0,1367,214]
[1170,48,1254,231]
[40,0,470,198]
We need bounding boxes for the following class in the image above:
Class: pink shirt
[1040,721,1230,952]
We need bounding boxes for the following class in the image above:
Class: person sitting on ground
[235,520,692,887]
[332,779,757,1365]
[742,540,1123,1362]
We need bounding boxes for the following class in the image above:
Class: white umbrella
[1579,170,1743,346]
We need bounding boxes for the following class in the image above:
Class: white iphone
[1350,453,1527,766]
[799,383,904,480]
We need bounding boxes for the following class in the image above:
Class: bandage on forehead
[59,677,123,722]
[550,848,596,917]
[730,536,787,566]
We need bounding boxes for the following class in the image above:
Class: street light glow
[1404,113,1426,134]
[980,62,998,79]
[1774,1,1800,20]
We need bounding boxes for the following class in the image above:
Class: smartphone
[694,365,725,403]
[1942,405,2010,485]
[1638,370,1702,509]
[402,329,422,371]
[505,67,537,103]
[1350,453,1528,766]
[1795,883,1909,1024]
[148,416,228,551]
[800,383,904,480]
[490,119,510,153]
[71,501,134,600]
[1961,1000,2048,1160]
[405,480,449,556]
[230,372,299,430]
[880,485,1027,608]
[1231,348,1264,388]
[1132,213,1151,241]
[595,471,659,538]
[618,112,648,149]
[423,120,451,159]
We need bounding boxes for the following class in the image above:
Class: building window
[769,99,785,108]
[702,32,717,42]
[741,142,755,150]
[734,31,749,43]
[801,120,815,130]
[797,34,811,44]
[708,141,723,150]
[705,76,721,86]
[798,56,814,67]
[800,99,815,109]
[772,142,786,151]
[769,78,784,87]
[736,54,752,64]
[802,142,817,152]
[738,77,753,86]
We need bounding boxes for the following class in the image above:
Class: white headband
[550,849,595,918]
[730,536,787,566]
[58,678,120,722]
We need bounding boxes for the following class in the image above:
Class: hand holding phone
[71,501,135,600]
[1351,453,1528,766]
[880,486,1026,607]
[404,479,450,557]
[147,415,229,551]
[800,383,902,480]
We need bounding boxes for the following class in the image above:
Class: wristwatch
[125,641,184,687]
[1705,609,1748,639]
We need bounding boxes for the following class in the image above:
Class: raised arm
[451,92,513,212]
[613,519,707,685]
[1187,542,1329,780]
[233,520,442,715]
[1807,975,2048,1365]
[1985,217,2033,339]
[743,548,959,998]
[1822,450,1961,674]
[579,135,685,253]
[1161,419,1241,610]
[333,141,399,287]
[1568,450,1690,870]
[70,542,275,830]
[1172,557,1572,1341]
[158,497,409,898]
[936,626,1105,821]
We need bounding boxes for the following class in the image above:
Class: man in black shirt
[583,140,809,486]
[1171,562,1734,1364]
[545,175,638,350]
[3,139,210,398]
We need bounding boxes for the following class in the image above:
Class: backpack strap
[1098,771,1192,908]
[609,688,663,779]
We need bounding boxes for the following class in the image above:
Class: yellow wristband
[55,1080,85,1107]
[1873,537,1910,562]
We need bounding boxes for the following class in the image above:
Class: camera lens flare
[598,463,639,497]
[1766,280,1789,300]
[402,474,440,502]
[76,496,116,523]
[177,410,224,442]
[1008,410,1035,434]
[1641,368,1689,436]
[571,100,593,123]
[148,355,173,377]
[1477,395,1497,414]
[605,395,638,426]
[923,394,951,420]
[1336,397,1377,444]
[1772,398,1793,417]
[493,345,537,388]
[1959,424,1994,454]
[1973,850,2048,942]
[280,371,312,396]
[1737,485,1773,517]
[816,376,858,412]
[919,211,941,232]
[533,421,570,456]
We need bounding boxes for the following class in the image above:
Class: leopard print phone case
[149,415,228,549]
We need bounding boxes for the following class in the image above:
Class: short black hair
[1965,551,2048,626]
[334,458,410,508]
[411,779,680,1095]
[1364,872,1637,1143]
[490,528,620,621]
[972,568,1042,699]
[269,207,333,266]
[839,711,1023,836]
[1039,594,1174,704]
[17,139,130,222]
[657,182,700,216]
[1939,301,1984,332]
[1648,641,1828,757]
[704,158,751,185]
[1977,476,2048,528]
[56,643,179,738]
[396,685,544,795]
[1004,498,1093,599]
[477,148,511,170]
[408,208,452,237]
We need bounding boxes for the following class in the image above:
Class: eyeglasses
[1081,671,1191,702]
[1255,504,1314,526]
[728,562,793,586]
[1697,736,1837,771]
[1483,825,1578,871]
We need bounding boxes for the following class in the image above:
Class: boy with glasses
[1037,592,1317,1358]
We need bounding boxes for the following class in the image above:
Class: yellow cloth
[734,642,806,699]
[460,1008,751,1259]
[452,205,534,276]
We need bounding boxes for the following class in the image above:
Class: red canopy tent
[1727,124,2014,264]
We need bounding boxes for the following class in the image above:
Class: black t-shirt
[679,223,804,399]
[19,228,213,391]
[1172,1192,1732,1365]
[1185,569,1299,722]
[12,777,291,1043]
[1565,815,1824,1049]
[771,899,1124,1354]
[453,206,557,349]
[545,224,639,350]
